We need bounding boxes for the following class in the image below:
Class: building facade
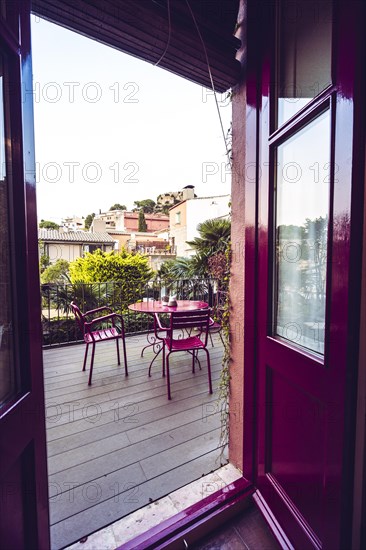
[39,229,116,263]
[91,210,169,233]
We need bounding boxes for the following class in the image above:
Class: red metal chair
[70,301,128,385]
[155,309,213,400]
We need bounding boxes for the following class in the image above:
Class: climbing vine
[211,243,231,458]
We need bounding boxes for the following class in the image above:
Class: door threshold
[65,463,246,550]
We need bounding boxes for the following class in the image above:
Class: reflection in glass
[277,0,332,126]
[0,55,17,408]
[274,110,330,354]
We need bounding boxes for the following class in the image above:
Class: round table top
[128,299,209,313]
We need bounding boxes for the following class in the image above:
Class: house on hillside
[169,191,231,257]
[156,185,196,212]
[61,215,84,231]
[38,229,116,264]
[91,210,169,233]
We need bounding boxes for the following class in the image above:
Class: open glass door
[0,1,49,547]
[254,0,362,548]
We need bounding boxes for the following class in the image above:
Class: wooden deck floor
[43,333,226,549]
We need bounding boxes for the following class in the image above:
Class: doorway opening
[32,15,232,548]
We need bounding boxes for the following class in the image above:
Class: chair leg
[209,332,214,347]
[162,344,166,378]
[88,343,96,386]
[122,336,128,376]
[204,349,213,394]
[192,350,195,373]
[83,344,89,371]
[218,330,224,346]
[166,352,171,400]
[116,337,121,365]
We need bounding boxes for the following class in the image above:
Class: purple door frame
[0,1,50,547]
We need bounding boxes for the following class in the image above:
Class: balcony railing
[41,278,217,347]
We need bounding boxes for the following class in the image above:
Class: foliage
[84,213,95,230]
[160,218,231,282]
[138,209,148,232]
[39,253,50,273]
[69,249,152,285]
[154,260,177,286]
[41,259,70,284]
[110,203,126,211]
[217,243,231,456]
[39,219,60,230]
[41,281,114,317]
[42,310,155,346]
[186,218,231,255]
[133,199,156,213]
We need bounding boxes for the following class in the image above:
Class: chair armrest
[85,313,124,329]
[84,306,114,316]
[154,313,166,331]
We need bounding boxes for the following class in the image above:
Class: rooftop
[39,229,116,243]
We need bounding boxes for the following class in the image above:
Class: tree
[186,218,231,256]
[138,209,147,232]
[39,219,60,230]
[110,203,126,211]
[84,213,95,230]
[41,259,69,284]
[68,249,152,309]
[133,199,156,213]
[155,218,231,289]
[69,249,151,283]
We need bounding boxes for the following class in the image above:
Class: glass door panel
[277,0,333,127]
[274,109,330,354]
[0,53,19,408]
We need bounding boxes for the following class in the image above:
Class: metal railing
[41,278,217,347]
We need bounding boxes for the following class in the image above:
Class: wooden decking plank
[50,429,221,525]
[47,396,221,460]
[43,346,223,385]
[46,364,221,441]
[139,428,222,479]
[46,386,219,453]
[49,461,147,524]
[50,449,226,550]
[43,334,226,550]
[45,364,221,425]
[48,412,222,480]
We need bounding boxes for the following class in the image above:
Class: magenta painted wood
[155,309,213,399]
[117,477,254,550]
[70,302,128,385]
[244,0,366,548]
[242,0,264,484]
[0,1,50,548]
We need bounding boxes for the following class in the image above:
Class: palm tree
[186,218,231,256]
[185,218,231,282]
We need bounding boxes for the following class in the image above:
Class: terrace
[42,281,226,549]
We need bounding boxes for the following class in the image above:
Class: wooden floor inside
[43,333,225,549]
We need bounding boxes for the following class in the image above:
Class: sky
[30,16,232,224]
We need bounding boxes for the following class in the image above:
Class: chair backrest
[170,309,211,346]
[70,301,85,332]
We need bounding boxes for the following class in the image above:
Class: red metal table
[128,300,209,374]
